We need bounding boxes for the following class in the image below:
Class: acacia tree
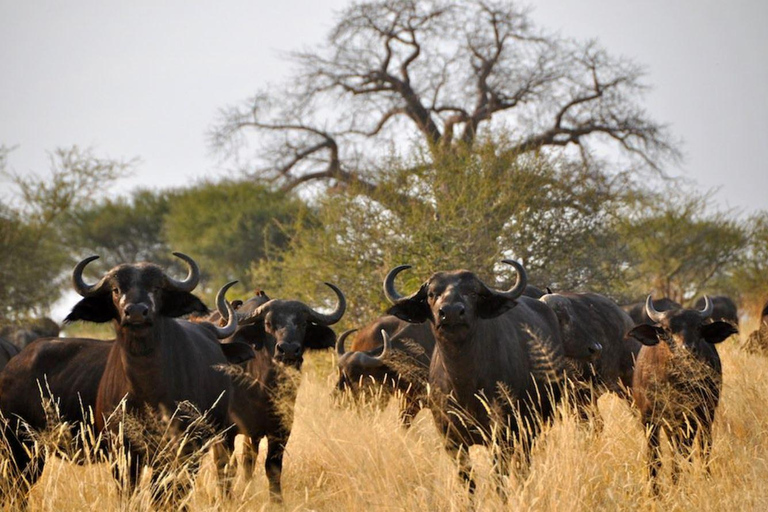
[212,0,679,195]
[616,190,747,305]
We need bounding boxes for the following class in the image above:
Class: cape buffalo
[540,292,639,429]
[334,316,434,427]
[694,295,738,327]
[0,317,60,349]
[0,254,250,507]
[0,336,21,371]
[211,284,345,502]
[744,298,768,354]
[384,261,566,499]
[629,296,737,493]
[623,297,682,325]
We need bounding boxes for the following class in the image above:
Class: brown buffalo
[540,292,639,428]
[211,284,345,502]
[334,316,434,427]
[743,298,768,354]
[0,254,250,506]
[384,261,566,499]
[629,296,736,492]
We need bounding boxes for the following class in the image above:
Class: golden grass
[3,331,768,511]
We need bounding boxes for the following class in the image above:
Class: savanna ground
[2,321,768,511]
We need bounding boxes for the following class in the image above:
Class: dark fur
[629,304,737,492]
[387,269,566,499]
[0,261,247,505]
[335,316,435,427]
[694,295,739,327]
[0,336,21,371]
[541,292,640,428]
[212,290,340,502]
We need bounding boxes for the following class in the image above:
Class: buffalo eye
[112,288,120,296]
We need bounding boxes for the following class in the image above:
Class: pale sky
[1,0,766,213]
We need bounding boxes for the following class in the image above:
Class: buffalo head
[628,295,737,355]
[383,260,527,343]
[335,328,395,399]
[232,283,346,368]
[65,253,211,327]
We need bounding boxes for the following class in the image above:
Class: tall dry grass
[2,330,768,511]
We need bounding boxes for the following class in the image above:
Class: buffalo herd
[0,252,752,505]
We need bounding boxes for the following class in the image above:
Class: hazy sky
[1,0,766,213]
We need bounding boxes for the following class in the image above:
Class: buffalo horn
[383,265,412,304]
[72,255,111,297]
[375,329,392,360]
[164,252,200,292]
[307,283,346,326]
[488,260,528,300]
[336,328,358,357]
[210,281,238,339]
[645,295,664,324]
[698,295,713,319]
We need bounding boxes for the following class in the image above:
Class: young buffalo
[211,285,345,502]
[629,296,737,492]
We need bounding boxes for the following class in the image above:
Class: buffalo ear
[477,294,518,319]
[628,324,664,346]
[305,324,336,350]
[701,321,738,344]
[64,296,116,324]
[387,285,431,324]
[219,341,255,364]
[160,290,209,318]
[231,324,269,350]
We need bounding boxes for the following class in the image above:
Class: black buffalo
[334,316,434,427]
[623,297,682,325]
[694,295,738,327]
[629,296,736,492]
[0,317,60,350]
[0,254,249,506]
[0,336,21,371]
[384,261,566,499]
[540,292,639,428]
[210,285,345,502]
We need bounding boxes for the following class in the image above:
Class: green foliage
[251,140,634,326]
[0,146,131,320]
[65,189,174,274]
[163,180,305,296]
[731,212,768,316]
[616,189,748,305]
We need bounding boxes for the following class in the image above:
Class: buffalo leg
[241,435,259,479]
[646,422,662,495]
[265,433,288,502]
[446,441,475,495]
[492,444,511,503]
[398,397,421,429]
[213,434,236,497]
[1,427,45,510]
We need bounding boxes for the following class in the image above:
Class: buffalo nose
[588,342,603,356]
[438,304,466,323]
[124,304,149,323]
[276,342,302,360]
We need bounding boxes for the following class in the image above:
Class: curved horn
[698,295,714,319]
[375,329,392,361]
[307,282,346,325]
[383,265,412,303]
[72,255,111,297]
[645,295,664,324]
[336,328,358,357]
[488,259,528,300]
[164,252,200,292]
[210,281,238,339]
